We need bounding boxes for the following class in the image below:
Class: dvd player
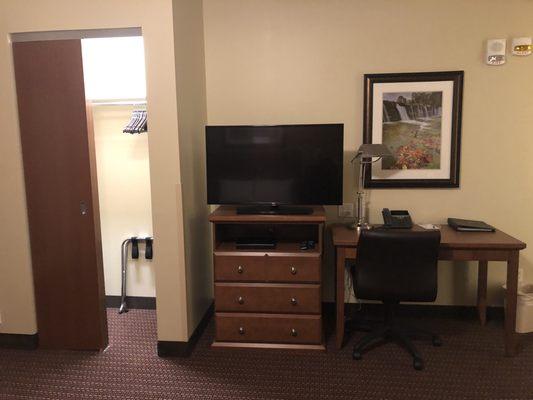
[235,238,277,249]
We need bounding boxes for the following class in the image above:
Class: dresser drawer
[265,255,320,283]
[214,254,321,283]
[215,283,320,314]
[214,255,266,282]
[216,313,322,344]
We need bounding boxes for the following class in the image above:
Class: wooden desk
[332,224,527,356]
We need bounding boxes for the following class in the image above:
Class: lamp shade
[356,144,392,158]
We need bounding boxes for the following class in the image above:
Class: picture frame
[363,71,463,188]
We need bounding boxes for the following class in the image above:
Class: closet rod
[90,99,147,106]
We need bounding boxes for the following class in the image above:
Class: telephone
[382,208,413,229]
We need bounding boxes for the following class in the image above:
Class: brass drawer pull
[238,327,245,335]
[237,265,244,274]
[290,297,298,306]
[290,328,298,337]
[237,296,244,305]
[290,266,297,275]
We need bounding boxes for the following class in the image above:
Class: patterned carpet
[1,309,532,400]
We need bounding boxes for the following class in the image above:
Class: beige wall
[0,0,190,341]
[203,0,533,305]
[92,106,155,297]
[2,0,531,341]
[173,0,213,336]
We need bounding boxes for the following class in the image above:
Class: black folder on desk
[448,218,495,232]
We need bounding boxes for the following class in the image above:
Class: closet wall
[92,105,155,297]
[172,0,212,338]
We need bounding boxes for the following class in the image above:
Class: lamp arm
[355,158,366,227]
[360,156,384,164]
[350,152,363,164]
[359,160,366,193]
[356,156,382,227]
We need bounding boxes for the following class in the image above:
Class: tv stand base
[236,205,313,215]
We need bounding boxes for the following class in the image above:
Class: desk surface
[331,224,526,250]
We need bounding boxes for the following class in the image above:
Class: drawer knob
[290,266,297,275]
[237,296,244,305]
[290,328,298,337]
[237,265,244,274]
[290,297,298,306]
[238,327,245,335]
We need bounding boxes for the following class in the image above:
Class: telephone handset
[382,208,413,229]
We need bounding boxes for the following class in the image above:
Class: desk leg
[335,247,346,350]
[505,251,520,356]
[477,261,488,326]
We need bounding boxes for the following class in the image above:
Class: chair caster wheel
[413,357,424,371]
[352,351,362,360]
[432,336,442,347]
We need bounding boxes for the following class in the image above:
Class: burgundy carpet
[1,309,532,399]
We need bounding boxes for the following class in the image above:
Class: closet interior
[82,35,155,313]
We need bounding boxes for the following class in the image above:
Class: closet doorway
[12,29,155,350]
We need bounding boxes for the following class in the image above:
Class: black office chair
[351,228,441,370]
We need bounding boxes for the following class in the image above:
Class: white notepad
[418,224,440,230]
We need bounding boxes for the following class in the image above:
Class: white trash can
[503,283,533,333]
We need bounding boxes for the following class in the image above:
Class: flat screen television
[206,124,343,214]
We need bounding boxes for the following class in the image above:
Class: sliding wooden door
[12,40,108,350]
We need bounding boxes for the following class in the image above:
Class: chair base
[352,320,442,371]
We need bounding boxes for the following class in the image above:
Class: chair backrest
[352,229,441,303]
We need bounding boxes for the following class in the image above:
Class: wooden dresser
[209,206,326,350]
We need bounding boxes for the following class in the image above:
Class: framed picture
[363,71,463,188]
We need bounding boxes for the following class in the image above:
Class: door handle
[80,201,88,216]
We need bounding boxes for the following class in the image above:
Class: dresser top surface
[209,206,326,223]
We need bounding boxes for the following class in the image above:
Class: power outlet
[338,203,354,218]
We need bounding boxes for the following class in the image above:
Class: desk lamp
[350,144,392,230]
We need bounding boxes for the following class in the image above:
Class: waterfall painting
[381,91,442,170]
[363,71,463,188]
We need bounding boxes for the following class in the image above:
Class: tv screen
[206,124,343,206]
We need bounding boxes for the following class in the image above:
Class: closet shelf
[90,98,146,106]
